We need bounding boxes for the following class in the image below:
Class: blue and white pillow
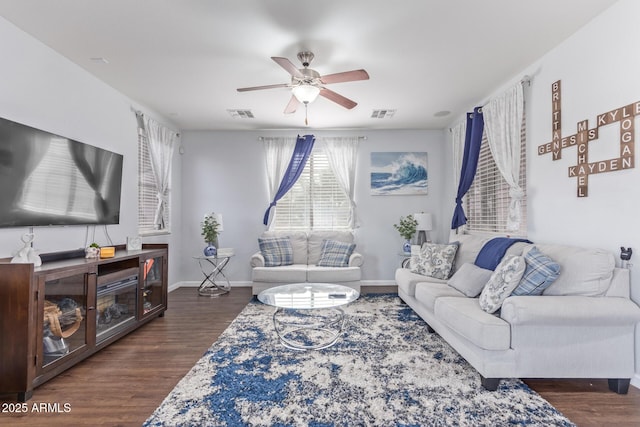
[512,246,561,296]
[316,239,356,267]
[258,237,293,267]
[410,242,459,280]
[479,255,526,313]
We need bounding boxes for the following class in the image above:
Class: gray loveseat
[251,230,362,295]
[396,233,640,393]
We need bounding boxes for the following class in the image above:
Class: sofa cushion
[261,231,308,265]
[251,265,308,283]
[479,255,526,313]
[435,297,511,351]
[258,237,293,267]
[450,234,491,273]
[512,246,561,296]
[308,231,354,264]
[447,263,493,297]
[307,266,361,283]
[415,282,465,311]
[395,268,447,297]
[410,242,459,280]
[316,239,356,267]
[526,244,615,296]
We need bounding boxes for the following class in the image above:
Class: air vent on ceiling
[227,109,255,119]
[371,109,396,119]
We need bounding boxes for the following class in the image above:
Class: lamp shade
[292,84,320,104]
[214,213,224,232]
[413,213,432,231]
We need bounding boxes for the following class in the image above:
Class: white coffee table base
[272,306,347,350]
[257,283,359,351]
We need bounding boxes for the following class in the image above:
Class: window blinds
[272,145,351,231]
[138,129,171,234]
[465,117,527,236]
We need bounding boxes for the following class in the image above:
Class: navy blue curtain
[451,107,484,230]
[263,134,315,225]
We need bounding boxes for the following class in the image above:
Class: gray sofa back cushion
[308,231,355,265]
[261,231,308,264]
[526,244,615,296]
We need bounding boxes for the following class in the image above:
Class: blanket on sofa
[475,237,532,270]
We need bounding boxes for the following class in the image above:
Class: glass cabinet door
[141,256,165,317]
[40,269,91,369]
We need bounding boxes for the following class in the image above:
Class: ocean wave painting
[370,152,428,195]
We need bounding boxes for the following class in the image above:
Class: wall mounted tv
[0,116,123,228]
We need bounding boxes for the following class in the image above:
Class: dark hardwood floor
[2,286,639,426]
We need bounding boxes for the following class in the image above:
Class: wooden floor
[2,286,639,427]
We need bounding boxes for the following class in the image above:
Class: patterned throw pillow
[316,239,356,267]
[511,246,561,296]
[258,237,293,267]
[479,255,526,313]
[410,243,459,280]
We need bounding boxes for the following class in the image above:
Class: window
[271,145,351,231]
[464,116,527,236]
[137,127,171,234]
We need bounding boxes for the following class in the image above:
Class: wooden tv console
[0,244,168,402]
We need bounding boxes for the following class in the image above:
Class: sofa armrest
[501,295,640,327]
[250,252,265,267]
[349,252,364,267]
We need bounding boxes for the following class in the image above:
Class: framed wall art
[370,152,428,195]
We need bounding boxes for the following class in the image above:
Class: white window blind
[272,145,351,231]
[464,116,527,236]
[138,128,171,234]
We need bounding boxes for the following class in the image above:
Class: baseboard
[170,280,252,292]
[170,280,396,292]
[631,373,640,390]
[361,280,397,286]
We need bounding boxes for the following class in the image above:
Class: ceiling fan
[237,51,369,116]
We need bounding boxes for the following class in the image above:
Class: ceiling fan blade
[319,88,357,109]
[237,83,289,92]
[320,69,369,85]
[271,57,304,78]
[284,95,299,114]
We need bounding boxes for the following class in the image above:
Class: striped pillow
[512,246,561,296]
[258,237,293,267]
[316,239,356,267]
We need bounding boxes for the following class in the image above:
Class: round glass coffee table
[257,283,360,350]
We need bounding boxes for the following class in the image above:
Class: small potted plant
[85,242,100,259]
[394,214,418,254]
[201,213,219,257]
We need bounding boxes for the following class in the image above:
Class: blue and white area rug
[144,295,574,426]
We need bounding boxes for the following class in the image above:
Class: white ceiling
[0,0,619,131]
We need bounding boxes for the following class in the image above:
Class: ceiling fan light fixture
[292,84,320,104]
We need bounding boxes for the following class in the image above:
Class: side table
[194,250,234,297]
[399,252,411,268]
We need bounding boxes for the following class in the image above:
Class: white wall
[0,16,183,285]
[179,129,447,283]
[450,0,640,385]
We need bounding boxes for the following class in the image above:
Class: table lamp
[413,212,433,245]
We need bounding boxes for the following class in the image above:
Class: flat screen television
[0,116,123,228]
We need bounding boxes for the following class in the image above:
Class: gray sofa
[251,230,362,295]
[396,233,640,393]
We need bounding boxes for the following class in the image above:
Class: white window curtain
[320,136,360,228]
[482,82,525,231]
[451,121,466,193]
[143,116,176,230]
[262,136,296,227]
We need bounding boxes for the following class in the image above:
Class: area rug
[144,294,574,427]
